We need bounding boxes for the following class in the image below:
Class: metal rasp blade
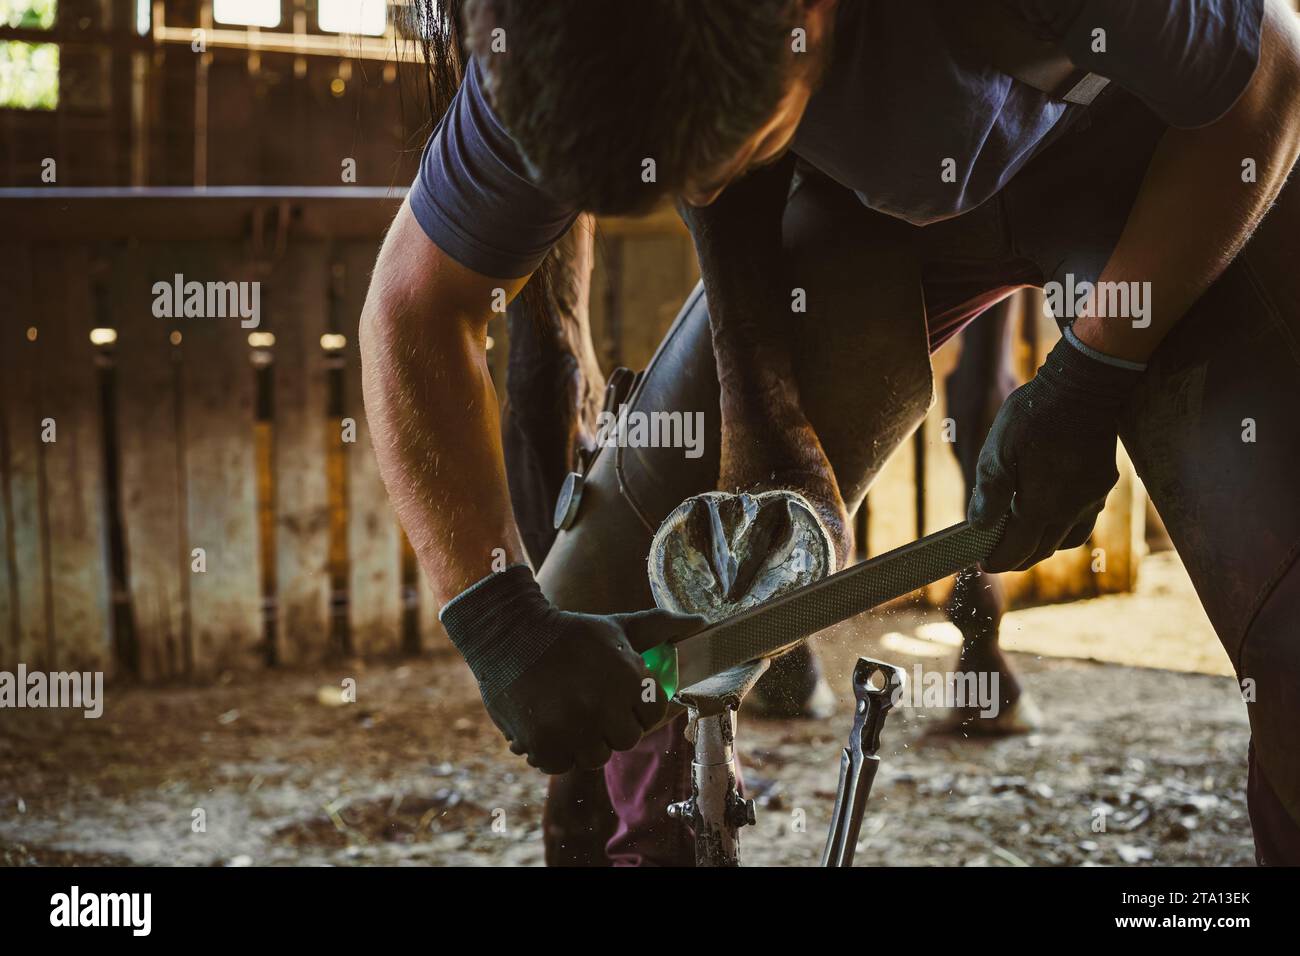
[642,518,1005,698]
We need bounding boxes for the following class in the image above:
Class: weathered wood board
[0,244,49,671]
[270,243,331,665]
[339,240,403,658]
[115,241,189,680]
[173,242,264,677]
[32,244,113,674]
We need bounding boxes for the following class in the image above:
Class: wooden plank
[270,243,332,665]
[177,242,264,677]
[114,241,188,681]
[324,272,350,658]
[920,338,969,605]
[618,234,699,371]
[9,194,406,242]
[1093,444,1146,594]
[0,244,48,671]
[0,399,10,667]
[32,245,114,674]
[340,240,403,657]
[864,433,917,560]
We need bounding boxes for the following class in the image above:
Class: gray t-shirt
[409,0,1264,278]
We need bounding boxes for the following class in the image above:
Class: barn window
[319,0,388,36]
[0,1,57,110]
[0,0,55,29]
[0,41,58,109]
[214,0,281,29]
[135,0,149,36]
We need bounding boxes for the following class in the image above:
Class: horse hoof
[647,489,835,619]
[926,690,1043,737]
[648,490,836,718]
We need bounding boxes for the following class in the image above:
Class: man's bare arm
[1075,0,1300,360]
[358,202,701,773]
[359,198,529,605]
[972,0,1300,572]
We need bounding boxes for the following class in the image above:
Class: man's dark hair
[462,0,799,214]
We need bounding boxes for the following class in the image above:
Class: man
[361,0,1300,864]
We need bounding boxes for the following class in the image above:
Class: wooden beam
[175,242,264,677]
[340,240,402,657]
[115,242,189,680]
[2,192,403,241]
[0,191,683,242]
[32,245,114,673]
[0,245,48,670]
[270,243,332,665]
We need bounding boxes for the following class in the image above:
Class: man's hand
[440,566,703,774]
[972,0,1300,573]
[362,206,702,773]
[968,330,1143,572]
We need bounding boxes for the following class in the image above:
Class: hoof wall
[647,490,835,621]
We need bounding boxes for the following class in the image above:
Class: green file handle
[641,643,679,702]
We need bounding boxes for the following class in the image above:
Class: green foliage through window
[0,0,57,30]
[0,41,58,109]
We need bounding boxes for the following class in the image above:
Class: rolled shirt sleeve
[1015,0,1265,128]
[408,56,580,279]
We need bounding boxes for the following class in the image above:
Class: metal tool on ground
[666,659,769,867]
[821,657,906,867]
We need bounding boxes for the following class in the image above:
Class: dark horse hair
[401,0,560,328]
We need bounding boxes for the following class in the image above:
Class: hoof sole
[647,489,834,620]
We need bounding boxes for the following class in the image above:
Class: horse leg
[933,300,1041,735]
[657,167,937,719]
[502,215,606,566]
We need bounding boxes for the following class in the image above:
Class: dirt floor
[0,552,1254,867]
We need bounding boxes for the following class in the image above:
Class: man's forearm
[1075,0,1300,362]
[359,289,527,606]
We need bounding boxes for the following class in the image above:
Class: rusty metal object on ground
[666,659,769,867]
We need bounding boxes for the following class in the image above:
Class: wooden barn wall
[0,7,430,190]
[0,232,412,681]
[0,215,1144,683]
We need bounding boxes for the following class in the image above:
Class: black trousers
[538,87,1300,864]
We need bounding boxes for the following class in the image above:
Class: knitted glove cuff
[1033,328,1145,419]
[439,565,559,702]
